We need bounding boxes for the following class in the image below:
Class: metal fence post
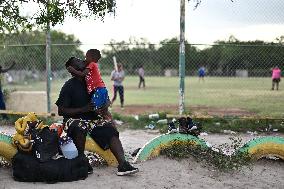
[46,1,51,113]
[179,0,186,115]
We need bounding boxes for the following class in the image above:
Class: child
[67,49,112,121]
[271,66,281,90]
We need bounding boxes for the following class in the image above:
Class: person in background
[198,66,206,82]
[138,65,145,89]
[0,61,16,119]
[271,66,281,90]
[111,63,125,110]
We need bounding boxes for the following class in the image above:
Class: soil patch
[110,104,256,117]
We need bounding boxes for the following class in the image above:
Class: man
[138,65,145,89]
[198,66,206,82]
[110,63,125,109]
[0,61,16,119]
[56,57,139,176]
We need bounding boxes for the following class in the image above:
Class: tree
[0,0,116,32]
[0,30,83,71]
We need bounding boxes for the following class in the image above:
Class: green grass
[4,76,284,117]
[112,113,284,134]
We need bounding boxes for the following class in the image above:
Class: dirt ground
[105,104,256,117]
[0,126,284,189]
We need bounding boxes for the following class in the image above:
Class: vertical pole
[46,0,51,113]
[179,0,185,115]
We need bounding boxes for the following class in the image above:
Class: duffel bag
[12,152,89,183]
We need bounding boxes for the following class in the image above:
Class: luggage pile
[11,112,89,183]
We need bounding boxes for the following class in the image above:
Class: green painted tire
[0,133,17,162]
[237,136,284,160]
[133,133,208,163]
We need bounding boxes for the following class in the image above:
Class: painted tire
[0,133,17,162]
[85,134,118,166]
[237,136,284,160]
[133,133,208,163]
[0,132,118,166]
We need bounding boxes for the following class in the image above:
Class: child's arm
[67,66,89,77]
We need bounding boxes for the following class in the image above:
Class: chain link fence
[0,42,283,117]
[2,42,283,79]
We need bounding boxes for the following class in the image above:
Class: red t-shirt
[85,62,105,94]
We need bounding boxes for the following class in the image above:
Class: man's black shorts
[65,119,119,151]
[89,124,119,150]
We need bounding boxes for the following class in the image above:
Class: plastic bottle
[149,113,159,119]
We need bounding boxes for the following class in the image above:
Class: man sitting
[55,57,139,176]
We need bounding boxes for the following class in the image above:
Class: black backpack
[31,127,59,162]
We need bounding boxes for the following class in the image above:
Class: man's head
[117,63,123,71]
[65,57,85,77]
[86,49,101,63]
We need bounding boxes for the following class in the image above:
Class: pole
[46,0,51,113]
[179,0,185,115]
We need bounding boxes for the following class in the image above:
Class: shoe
[187,117,198,130]
[186,117,202,136]
[117,161,139,176]
[188,125,197,131]
[168,121,177,133]
[178,117,188,133]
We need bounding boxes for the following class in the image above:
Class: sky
[51,0,284,49]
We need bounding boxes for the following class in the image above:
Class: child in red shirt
[67,49,112,120]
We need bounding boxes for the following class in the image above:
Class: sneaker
[178,117,188,133]
[188,125,197,131]
[168,121,177,133]
[186,117,198,130]
[117,161,139,176]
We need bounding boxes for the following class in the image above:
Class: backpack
[31,127,59,162]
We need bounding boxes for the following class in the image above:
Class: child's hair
[86,49,101,61]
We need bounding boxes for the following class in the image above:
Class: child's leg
[272,80,275,90]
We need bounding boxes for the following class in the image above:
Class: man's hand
[67,66,76,73]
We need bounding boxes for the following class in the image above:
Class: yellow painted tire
[0,133,117,166]
[85,135,118,167]
[0,133,17,162]
[238,136,284,160]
